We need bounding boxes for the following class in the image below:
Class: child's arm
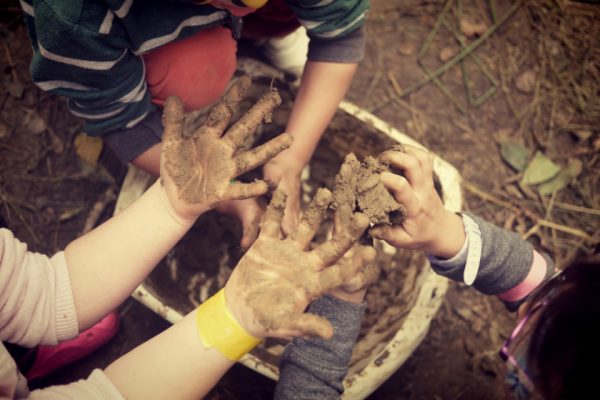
[101,187,370,399]
[263,0,368,233]
[370,147,554,309]
[264,61,358,232]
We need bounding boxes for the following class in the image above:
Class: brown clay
[333,152,407,226]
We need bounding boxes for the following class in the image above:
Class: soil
[1,0,598,399]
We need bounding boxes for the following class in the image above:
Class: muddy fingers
[224,181,268,201]
[261,188,287,238]
[201,76,251,136]
[313,212,370,266]
[340,246,378,292]
[289,188,333,248]
[317,245,376,293]
[233,133,293,176]
[283,313,334,340]
[224,88,282,149]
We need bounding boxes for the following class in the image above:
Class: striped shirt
[20,0,368,160]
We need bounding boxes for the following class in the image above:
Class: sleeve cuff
[51,252,80,342]
[427,213,482,286]
[103,108,163,164]
[307,27,365,63]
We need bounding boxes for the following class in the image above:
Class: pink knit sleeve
[0,229,79,347]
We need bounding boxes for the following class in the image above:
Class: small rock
[573,130,592,141]
[515,70,536,94]
[0,122,9,139]
[439,47,456,62]
[460,18,488,37]
[593,136,600,152]
[398,42,416,56]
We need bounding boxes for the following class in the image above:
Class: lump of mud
[333,152,406,226]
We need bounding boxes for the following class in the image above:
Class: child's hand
[369,146,465,259]
[160,77,293,221]
[263,156,304,235]
[224,187,370,340]
[327,244,378,304]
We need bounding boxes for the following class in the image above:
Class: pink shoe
[25,311,120,381]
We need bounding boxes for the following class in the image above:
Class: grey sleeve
[274,295,365,400]
[103,108,163,164]
[428,213,554,296]
[307,27,366,63]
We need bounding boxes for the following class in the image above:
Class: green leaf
[499,139,530,171]
[538,158,583,196]
[522,151,561,185]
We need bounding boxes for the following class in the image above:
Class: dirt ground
[1,0,599,399]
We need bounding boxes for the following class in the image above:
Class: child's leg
[143,26,237,111]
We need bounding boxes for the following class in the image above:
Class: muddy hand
[160,76,293,220]
[224,187,370,340]
[327,244,377,303]
[327,202,378,302]
[263,157,304,235]
[370,147,464,259]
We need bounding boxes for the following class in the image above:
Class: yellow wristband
[195,289,261,361]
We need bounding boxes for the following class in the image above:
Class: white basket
[114,59,462,400]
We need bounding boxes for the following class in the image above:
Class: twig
[554,201,600,217]
[462,180,521,213]
[81,187,116,234]
[370,0,523,112]
[522,223,540,241]
[537,219,594,242]
[2,38,18,83]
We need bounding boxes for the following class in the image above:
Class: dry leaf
[75,133,103,166]
[522,151,561,185]
[22,111,47,135]
[538,158,583,195]
[499,138,530,171]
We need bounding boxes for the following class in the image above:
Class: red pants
[143,0,300,111]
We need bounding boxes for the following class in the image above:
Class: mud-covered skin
[224,188,373,340]
[333,152,407,226]
[160,76,293,220]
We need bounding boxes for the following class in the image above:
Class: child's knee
[144,26,237,111]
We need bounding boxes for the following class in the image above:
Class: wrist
[424,211,466,259]
[268,146,307,174]
[157,180,209,225]
[195,289,261,361]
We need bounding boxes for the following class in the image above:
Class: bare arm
[264,61,357,232]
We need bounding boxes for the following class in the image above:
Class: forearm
[105,310,233,400]
[64,180,197,330]
[281,61,357,167]
[427,212,554,307]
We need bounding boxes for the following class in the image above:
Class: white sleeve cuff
[426,213,482,285]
